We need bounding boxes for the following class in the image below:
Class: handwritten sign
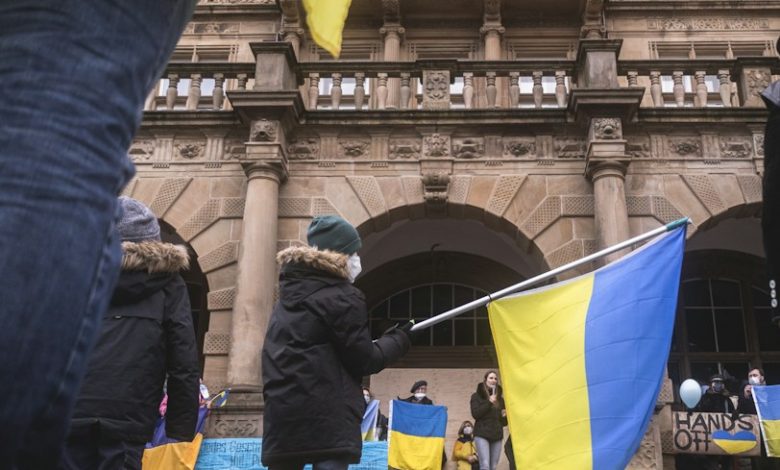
[672,412,761,456]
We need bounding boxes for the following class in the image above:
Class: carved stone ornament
[627,141,651,159]
[668,139,701,157]
[183,22,240,34]
[592,118,623,140]
[175,142,204,160]
[211,418,260,437]
[423,134,450,157]
[389,139,421,159]
[422,172,451,206]
[755,134,765,157]
[719,140,752,159]
[128,139,155,161]
[287,136,320,160]
[555,138,586,159]
[452,138,484,159]
[504,140,537,158]
[250,119,277,142]
[746,69,771,101]
[339,138,370,158]
[425,72,449,101]
[223,139,246,160]
[647,17,769,31]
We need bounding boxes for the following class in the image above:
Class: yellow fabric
[142,433,204,470]
[488,275,595,470]
[712,438,757,455]
[451,439,477,470]
[762,419,780,457]
[388,430,444,470]
[302,0,353,58]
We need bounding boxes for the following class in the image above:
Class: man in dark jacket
[60,197,200,470]
[762,37,780,325]
[401,380,434,405]
[261,215,411,470]
[696,374,736,414]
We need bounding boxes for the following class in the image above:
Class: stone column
[381,25,404,109]
[480,24,505,107]
[585,118,631,265]
[228,159,286,390]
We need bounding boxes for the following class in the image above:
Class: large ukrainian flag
[752,385,780,456]
[388,400,447,470]
[302,0,352,58]
[489,226,686,470]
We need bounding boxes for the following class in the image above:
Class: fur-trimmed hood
[277,245,349,280]
[121,241,190,273]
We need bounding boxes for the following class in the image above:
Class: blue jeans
[474,436,502,470]
[0,0,195,467]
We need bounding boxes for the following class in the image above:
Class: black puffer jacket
[70,241,200,443]
[262,246,410,466]
[470,382,507,442]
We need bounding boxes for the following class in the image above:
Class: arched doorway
[160,221,210,372]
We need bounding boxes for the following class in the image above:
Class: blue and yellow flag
[302,0,353,58]
[489,226,686,470]
[362,399,380,441]
[753,385,780,456]
[388,400,447,470]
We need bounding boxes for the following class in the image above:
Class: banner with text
[672,412,760,456]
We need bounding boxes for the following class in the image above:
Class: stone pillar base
[205,388,264,438]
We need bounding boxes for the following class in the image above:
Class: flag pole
[410,217,690,332]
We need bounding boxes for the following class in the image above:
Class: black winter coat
[697,391,736,414]
[401,395,434,405]
[470,383,507,442]
[261,246,411,466]
[70,241,200,443]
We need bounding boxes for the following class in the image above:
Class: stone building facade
[126,0,780,467]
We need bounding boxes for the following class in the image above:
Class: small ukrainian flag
[388,400,447,470]
[753,385,780,456]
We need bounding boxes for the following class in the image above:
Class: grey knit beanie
[117,196,161,242]
[306,215,361,255]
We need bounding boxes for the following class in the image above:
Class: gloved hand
[397,319,416,341]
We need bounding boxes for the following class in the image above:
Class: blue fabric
[195,439,389,470]
[584,227,686,469]
[389,400,447,438]
[753,385,780,420]
[0,0,196,466]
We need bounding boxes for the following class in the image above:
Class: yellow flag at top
[302,0,353,58]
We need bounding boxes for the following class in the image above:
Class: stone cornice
[141,111,241,129]
[606,0,780,10]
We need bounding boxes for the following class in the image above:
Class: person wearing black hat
[696,374,736,414]
[60,197,200,470]
[401,380,434,405]
[261,215,412,470]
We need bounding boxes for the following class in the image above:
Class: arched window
[369,283,492,347]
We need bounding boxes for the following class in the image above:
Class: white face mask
[347,254,362,283]
[414,392,426,400]
[463,426,473,435]
[749,376,762,385]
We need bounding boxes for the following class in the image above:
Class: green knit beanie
[306,215,362,255]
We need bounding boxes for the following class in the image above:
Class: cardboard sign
[672,412,761,456]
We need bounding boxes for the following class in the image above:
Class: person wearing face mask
[696,374,736,414]
[738,368,766,415]
[452,421,479,470]
[470,371,507,470]
[362,387,388,441]
[402,380,434,405]
[261,215,412,470]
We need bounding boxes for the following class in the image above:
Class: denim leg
[488,439,502,470]
[0,0,196,467]
[474,436,491,470]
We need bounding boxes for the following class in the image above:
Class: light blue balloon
[680,379,702,409]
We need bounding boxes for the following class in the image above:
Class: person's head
[362,387,373,404]
[117,196,160,242]
[411,380,427,399]
[748,368,765,386]
[709,374,727,394]
[458,420,474,437]
[307,215,362,255]
[484,370,499,390]
[743,383,753,398]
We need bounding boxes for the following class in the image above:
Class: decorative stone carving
[503,140,537,158]
[626,136,651,158]
[338,138,370,158]
[389,139,422,159]
[626,421,661,469]
[483,0,501,22]
[647,17,769,31]
[183,22,240,34]
[175,142,205,160]
[719,140,752,159]
[211,418,260,437]
[555,138,586,159]
[129,139,155,161]
[223,139,245,160]
[592,118,623,140]
[287,136,320,160]
[755,134,765,157]
[422,172,450,207]
[745,69,771,106]
[423,134,450,157]
[250,119,277,142]
[452,138,484,159]
[668,139,701,158]
[422,71,450,110]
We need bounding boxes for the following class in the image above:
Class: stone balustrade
[150,56,779,112]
